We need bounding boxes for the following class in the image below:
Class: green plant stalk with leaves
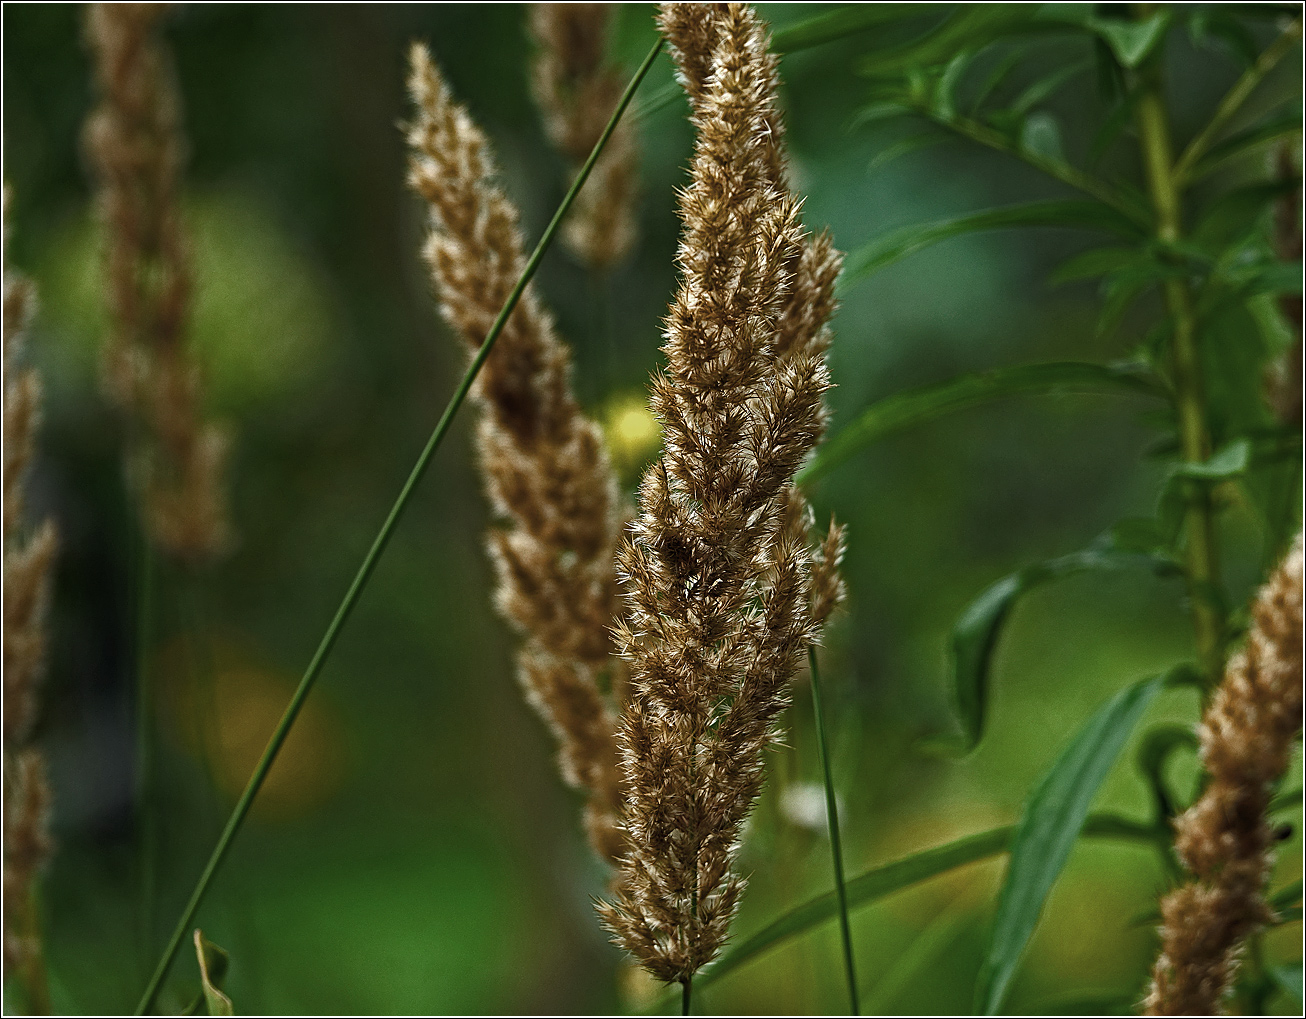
[132,36,665,1015]
[1134,48,1225,685]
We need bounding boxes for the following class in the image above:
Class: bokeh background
[3,3,1301,1014]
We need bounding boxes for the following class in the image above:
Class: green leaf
[841,201,1143,289]
[975,675,1166,1015]
[682,812,1157,997]
[1135,723,1198,818]
[1189,102,1304,182]
[867,132,950,172]
[1192,179,1301,252]
[925,544,1179,755]
[772,5,923,54]
[1269,960,1304,1009]
[1009,60,1092,118]
[1091,12,1172,68]
[798,361,1165,487]
[1019,112,1065,162]
[859,6,1039,77]
[1050,245,1139,286]
[1176,437,1253,479]
[193,930,233,1016]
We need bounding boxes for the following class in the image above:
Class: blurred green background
[3,3,1300,1015]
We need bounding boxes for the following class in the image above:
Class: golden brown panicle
[3,188,56,1010]
[530,3,639,269]
[83,2,232,565]
[597,3,836,987]
[406,44,627,862]
[1145,536,1304,1015]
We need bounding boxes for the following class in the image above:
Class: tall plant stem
[808,647,860,1015]
[681,975,692,1016]
[1172,19,1303,186]
[1134,36,1225,686]
[133,36,664,1016]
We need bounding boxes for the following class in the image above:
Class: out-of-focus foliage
[2,3,1301,1015]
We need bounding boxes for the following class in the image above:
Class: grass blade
[808,648,860,1014]
[839,201,1143,289]
[923,544,1179,756]
[797,361,1165,488]
[132,36,665,1016]
[680,811,1158,997]
[773,5,923,54]
[974,674,1165,1015]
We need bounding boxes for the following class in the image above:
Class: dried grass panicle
[1145,536,1304,1016]
[3,189,56,985]
[597,3,838,985]
[530,3,639,270]
[406,44,627,862]
[83,2,232,565]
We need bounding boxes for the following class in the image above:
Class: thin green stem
[1172,19,1303,186]
[808,647,860,1015]
[132,36,664,1016]
[907,102,1150,227]
[681,976,692,1016]
[1134,35,1226,686]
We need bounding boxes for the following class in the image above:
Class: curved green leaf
[1135,723,1198,819]
[193,930,233,1017]
[975,675,1166,1015]
[840,201,1143,289]
[798,361,1164,488]
[926,545,1180,755]
[657,812,1158,1005]
[1189,102,1304,182]
[858,6,1040,78]
[773,5,922,54]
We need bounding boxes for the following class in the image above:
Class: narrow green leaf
[975,675,1166,1014]
[927,546,1179,755]
[1269,961,1304,1009]
[1009,60,1091,118]
[773,5,923,54]
[841,201,1142,289]
[859,6,1039,77]
[1189,102,1303,182]
[1049,245,1138,286]
[1176,437,1253,479]
[1135,723,1198,819]
[1270,787,1303,812]
[799,361,1163,488]
[1091,12,1172,68]
[670,812,1157,1001]
[193,931,233,1016]
[867,132,950,172]
[799,361,1162,488]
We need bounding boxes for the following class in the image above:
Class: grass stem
[808,646,860,1015]
[681,975,692,1016]
[132,36,664,1016]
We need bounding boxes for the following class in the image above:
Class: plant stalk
[132,36,664,1015]
[681,975,692,1016]
[1134,46,1225,687]
[808,647,860,1015]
